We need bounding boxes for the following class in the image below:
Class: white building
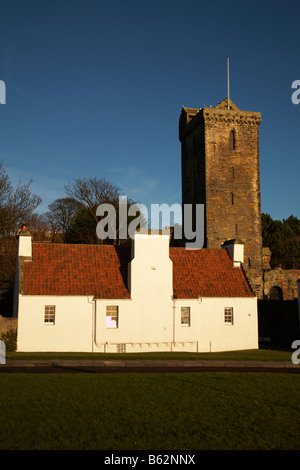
[13,227,258,353]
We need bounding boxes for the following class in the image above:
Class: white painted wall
[93,296,258,353]
[17,295,93,352]
[128,231,173,301]
[122,231,173,345]
[17,293,258,353]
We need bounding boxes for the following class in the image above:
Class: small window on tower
[230,130,236,151]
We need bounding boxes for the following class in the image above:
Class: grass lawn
[0,372,299,450]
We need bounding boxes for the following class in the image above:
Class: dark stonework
[179,97,263,298]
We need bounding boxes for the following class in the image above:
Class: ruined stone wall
[262,247,300,300]
[0,315,17,336]
[264,268,300,300]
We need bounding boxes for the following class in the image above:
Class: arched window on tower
[230,130,236,151]
[269,286,283,301]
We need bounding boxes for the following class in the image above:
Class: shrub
[1,329,17,352]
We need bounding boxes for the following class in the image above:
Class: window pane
[181,307,190,326]
[106,306,118,328]
[44,305,55,324]
[224,307,233,324]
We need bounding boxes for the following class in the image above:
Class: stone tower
[179,97,263,298]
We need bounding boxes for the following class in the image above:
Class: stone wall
[264,268,300,300]
[263,247,300,300]
[0,315,17,336]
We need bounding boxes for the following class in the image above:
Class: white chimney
[221,239,244,267]
[13,225,32,317]
[128,229,172,298]
[18,224,32,260]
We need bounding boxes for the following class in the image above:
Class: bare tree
[65,177,120,216]
[64,177,121,243]
[0,163,11,206]
[0,162,42,237]
[64,176,146,245]
[0,163,42,300]
[25,213,52,242]
[45,197,83,240]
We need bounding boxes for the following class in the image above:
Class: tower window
[231,192,234,205]
[230,130,236,151]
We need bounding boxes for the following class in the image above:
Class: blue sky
[0,0,299,222]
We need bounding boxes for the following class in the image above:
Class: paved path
[1,359,300,373]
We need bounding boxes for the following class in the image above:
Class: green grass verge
[7,349,292,361]
[0,372,299,450]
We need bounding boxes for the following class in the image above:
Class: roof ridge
[32,242,118,249]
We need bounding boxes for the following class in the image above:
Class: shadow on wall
[258,299,299,350]
[0,282,14,317]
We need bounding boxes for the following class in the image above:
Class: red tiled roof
[169,248,254,298]
[24,243,131,299]
[24,243,254,298]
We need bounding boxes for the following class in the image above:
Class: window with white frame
[181,307,190,326]
[106,306,118,328]
[224,307,233,325]
[44,305,55,324]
